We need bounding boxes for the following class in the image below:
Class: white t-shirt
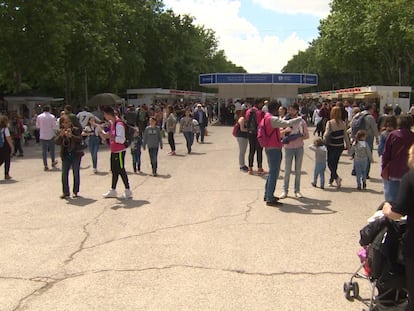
[77,111,100,129]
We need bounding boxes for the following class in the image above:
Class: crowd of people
[233,97,413,310]
[1,95,413,309]
[0,101,215,199]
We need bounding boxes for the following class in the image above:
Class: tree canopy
[283,0,414,92]
[0,0,245,104]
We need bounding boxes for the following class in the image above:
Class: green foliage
[283,0,414,91]
[0,0,244,103]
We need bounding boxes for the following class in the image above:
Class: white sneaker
[279,192,287,199]
[103,189,117,198]
[295,192,303,198]
[93,168,98,174]
[121,189,133,199]
[336,177,342,189]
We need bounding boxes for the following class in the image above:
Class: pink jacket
[263,113,282,149]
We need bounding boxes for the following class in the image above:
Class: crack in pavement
[11,272,84,311]
[0,276,53,284]
[10,263,352,310]
[9,194,264,309]
[243,190,259,222]
[63,191,262,264]
[63,206,110,266]
[86,264,352,278]
[71,211,249,258]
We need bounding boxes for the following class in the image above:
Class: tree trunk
[65,68,72,105]
[14,70,22,93]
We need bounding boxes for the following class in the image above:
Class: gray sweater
[308,144,327,163]
[349,141,373,162]
[142,126,163,149]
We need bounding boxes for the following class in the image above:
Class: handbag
[232,123,240,137]
[381,163,390,180]
[77,140,88,151]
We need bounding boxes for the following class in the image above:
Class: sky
[163,0,332,73]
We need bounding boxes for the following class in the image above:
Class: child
[308,137,327,189]
[130,127,142,173]
[142,117,163,176]
[192,119,201,143]
[377,115,397,157]
[349,130,373,190]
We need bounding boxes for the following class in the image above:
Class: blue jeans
[88,136,100,169]
[383,179,401,203]
[199,125,206,142]
[265,148,282,201]
[61,153,81,195]
[131,148,141,171]
[313,162,326,188]
[366,135,374,177]
[148,147,159,173]
[283,147,304,193]
[183,131,194,152]
[40,138,56,167]
[354,159,368,187]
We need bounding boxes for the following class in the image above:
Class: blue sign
[245,74,272,83]
[199,73,318,86]
[199,74,216,85]
[273,74,301,84]
[216,74,245,84]
[302,74,318,85]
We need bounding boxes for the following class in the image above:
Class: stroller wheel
[351,282,359,298]
[343,282,352,300]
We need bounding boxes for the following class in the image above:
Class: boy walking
[130,127,142,173]
[102,106,132,199]
[143,117,163,176]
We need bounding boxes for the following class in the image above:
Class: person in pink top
[101,106,132,199]
[245,99,265,174]
[279,103,310,199]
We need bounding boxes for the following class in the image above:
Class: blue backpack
[351,112,368,137]
[0,129,4,148]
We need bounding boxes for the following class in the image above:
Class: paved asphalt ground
[1,124,386,311]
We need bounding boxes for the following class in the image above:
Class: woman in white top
[82,116,103,173]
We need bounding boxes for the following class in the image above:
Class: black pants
[248,132,263,169]
[327,146,343,183]
[0,146,11,177]
[110,151,129,190]
[168,132,175,151]
[13,137,23,155]
[406,257,414,311]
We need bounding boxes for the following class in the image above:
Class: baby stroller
[343,207,408,311]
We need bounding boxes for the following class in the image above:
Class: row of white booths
[300,85,412,113]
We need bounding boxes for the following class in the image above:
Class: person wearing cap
[193,103,208,143]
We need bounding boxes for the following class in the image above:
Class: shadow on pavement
[111,199,150,210]
[277,197,335,215]
[66,196,97,207]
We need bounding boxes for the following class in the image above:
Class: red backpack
[257,116,275,147]
[232,122,239,137]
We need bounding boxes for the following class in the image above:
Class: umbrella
[88,93,124,107]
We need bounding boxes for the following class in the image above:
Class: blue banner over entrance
[199,73,318,86]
